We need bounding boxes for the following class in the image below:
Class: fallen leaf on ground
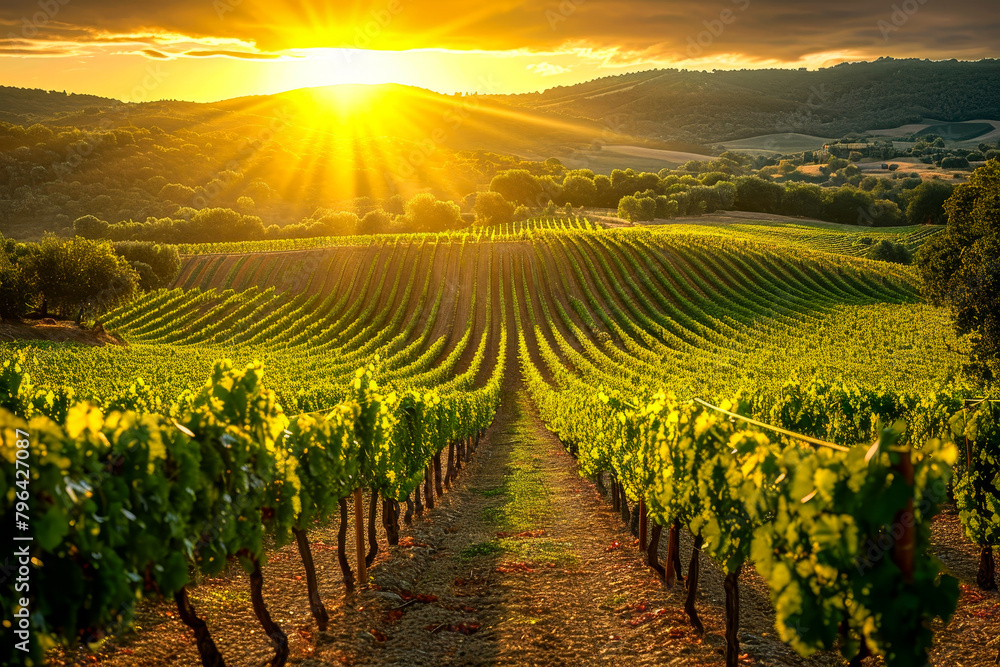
[398,536,429,548]
[627,609,666,627]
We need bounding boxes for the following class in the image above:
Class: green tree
[189,208,266,242]
[312,210,360,236]
[734,176,784,213]
[403,194,462,233]
[905,181,954,225]
[0,243,29,320]
[489,169,544,206]
[473,191,515,226]
[158,183,197,203]
[822,187,876,226]
[560,174,597,207]
[917,160,1000,382]
[23,237,139,321]
[236,196,256,213]
[655,197,679,219]
[617,195,656,222]
[828,157,850,172]
[73,215,109,239]
[112,241,181,289]
[357,209,393,235]
[130,261,159,291]
[782,183,825,218]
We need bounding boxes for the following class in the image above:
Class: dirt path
[336,384,721,667]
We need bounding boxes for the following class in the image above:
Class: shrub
[941,156,971,169]
[867,239,912,264]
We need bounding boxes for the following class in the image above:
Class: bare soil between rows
[0,319,124,346]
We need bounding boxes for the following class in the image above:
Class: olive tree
[23,237,139,321]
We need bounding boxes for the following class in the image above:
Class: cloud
[527,61,569,76]
[0,0,997,71]
[182,49,284,60]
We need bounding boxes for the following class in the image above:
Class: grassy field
[718,132,835,154]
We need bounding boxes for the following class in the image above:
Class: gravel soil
[52,383,999,667]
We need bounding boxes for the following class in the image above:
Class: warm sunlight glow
[309,84,382,116]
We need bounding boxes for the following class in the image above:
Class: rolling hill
[495,58,1000,145]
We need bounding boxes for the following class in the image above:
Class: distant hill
[0,82,677,159]
[5,59,1000,152]
[494,58,1000,145]
[0,87,119,125]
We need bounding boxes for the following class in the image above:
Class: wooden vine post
[890,447,915,584]
[354,487,367,586]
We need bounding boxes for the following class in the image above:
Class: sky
[1,0,999,103]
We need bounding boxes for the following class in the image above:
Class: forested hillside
[499,59,1000,143]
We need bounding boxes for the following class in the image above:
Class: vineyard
[1,218,998,667]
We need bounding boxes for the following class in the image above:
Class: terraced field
[2,219,997,667]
